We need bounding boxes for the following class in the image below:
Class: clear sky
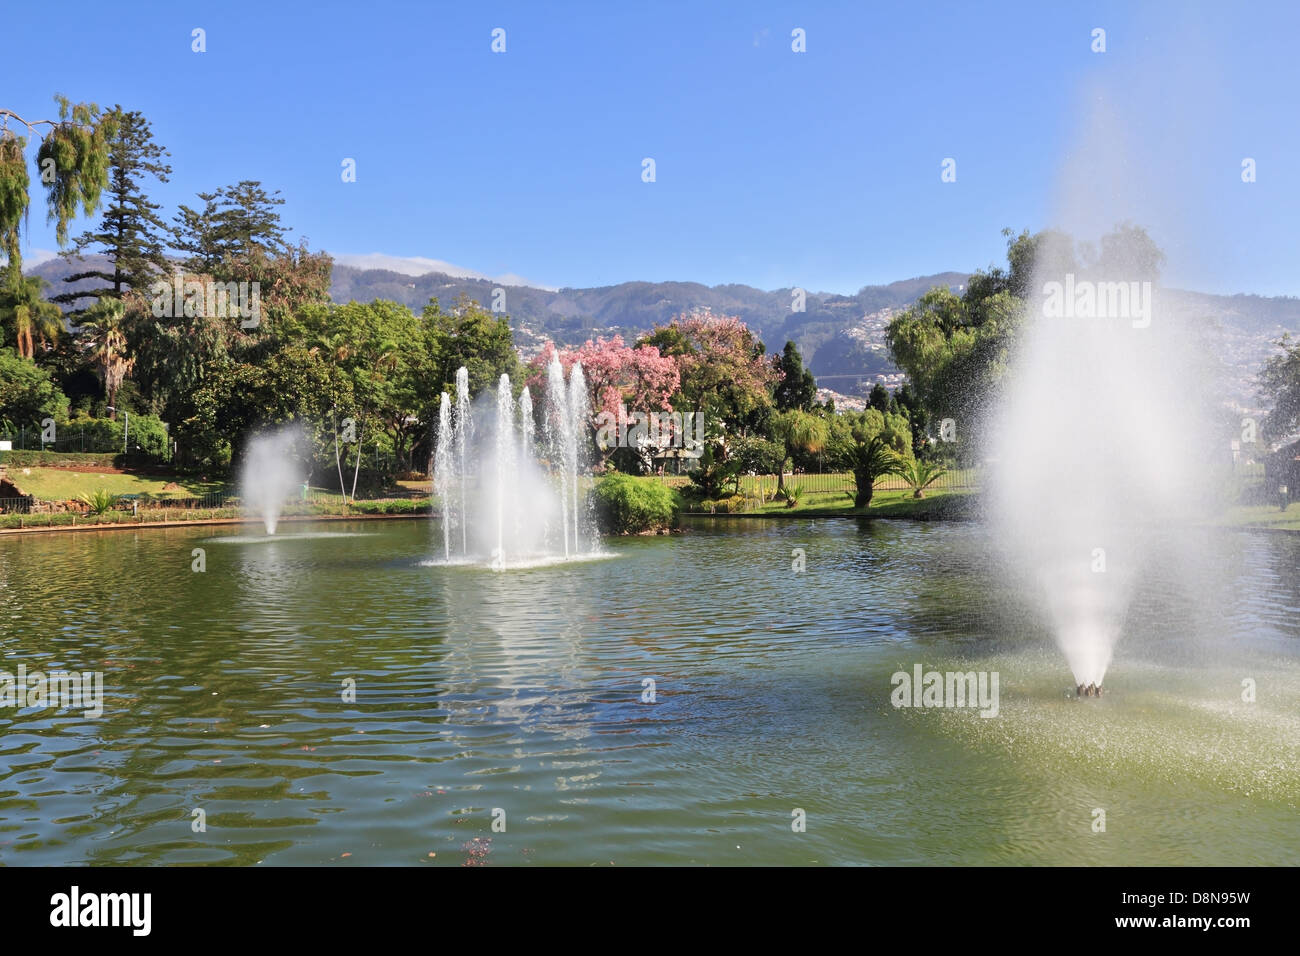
[7,0,1299,296]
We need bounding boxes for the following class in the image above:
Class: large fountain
[433,359,598,569]
[986,234,1215,695]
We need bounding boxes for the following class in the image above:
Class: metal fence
[0,427,132,454]
[0,488,430,515]
[659,467,981,496]
[663,461,1268,498]
[0,492,230,514]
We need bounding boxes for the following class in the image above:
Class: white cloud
[332,252,556,291]
[27,248,61,266]
[2,248,61,269]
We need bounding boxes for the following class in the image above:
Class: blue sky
[7,0,1299,295]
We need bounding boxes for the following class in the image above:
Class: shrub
[680,493,749,514]
[593,473,680,534]
[122,414,169,460]
[686,443,737,500]
[348,498,429,515]
[78,488,120,516]
[712,494,749,514]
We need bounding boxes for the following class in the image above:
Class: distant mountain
[27,256,1298,405]
[327,263,971,387]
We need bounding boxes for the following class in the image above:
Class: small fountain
[432,363,598,569]
[241,425,305,535]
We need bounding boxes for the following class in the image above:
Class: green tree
[1,96,117,302]
[885,229,1046,450]
[55,108,172,310]
[331,300,414,495]
[426,296,522,396]
[886,224,1164,460]
[639,310,776,437]
[129,294,231,423]
[868,382,891,415]
[1260,333,1300,442]
[0,128,29,272]
[234,241,333,327]
[0,274,62,360]
[731,433,784,476]
[773,340,817,411]
[77,298,134,417]
[0,347,68,431]
[770,408,829,495]
[173,180,288,274]
[828,408,911,508]
[893,383,929,458]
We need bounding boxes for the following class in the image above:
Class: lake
[0,517,1296,865]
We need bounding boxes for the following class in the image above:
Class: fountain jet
[987,231,1214,692]
[432,363,595,569]
[241,425,305,535]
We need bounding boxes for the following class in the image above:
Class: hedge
[593,474,680,534]
[1,450,122,468]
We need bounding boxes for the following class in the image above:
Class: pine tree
[773,340,817,411]
[55,108,172,310]
[173,180,288,275]
[868,382,892,414]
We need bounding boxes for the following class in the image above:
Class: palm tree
[900,458,947,498]
[78,298,134,417]
[844,434,905,509]
[0,274,63,359]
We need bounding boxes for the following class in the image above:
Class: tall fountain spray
[241,425,305,535]
[987,234,1213,694]
[455,367,470,554]
[491,374,516,570]
[567,363,591,554]
[434,394,454,560]
[432,363,596,569]
[545,356,574,558]
[519,386,534,465]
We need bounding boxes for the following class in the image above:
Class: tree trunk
[350,417,365,501]
[854,470,874,509]
[333,410,347,501]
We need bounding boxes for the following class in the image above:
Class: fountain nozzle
[1075,683,1103,698]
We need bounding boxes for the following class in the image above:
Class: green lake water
[0,517,1296,865]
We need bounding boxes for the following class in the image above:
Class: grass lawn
[394,478,433,495]
[705,486,978,518]
[1210,503,1300,532]
[4,467,220,501]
